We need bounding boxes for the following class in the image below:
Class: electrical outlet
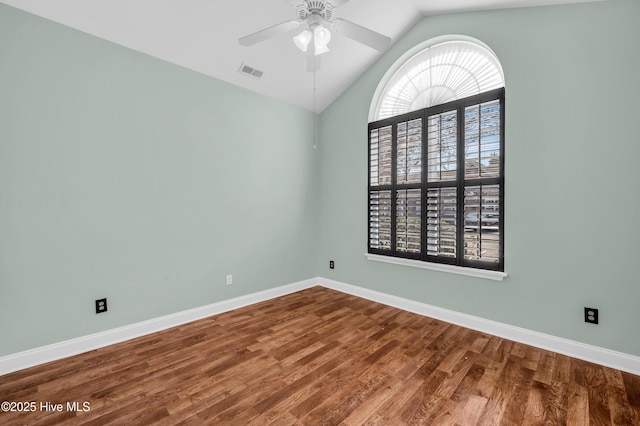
[329,260,334,269]
[584,307,598,324]
[226,274,232,285]
[95,298,107,314]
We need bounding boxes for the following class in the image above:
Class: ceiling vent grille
[239,63,263,78]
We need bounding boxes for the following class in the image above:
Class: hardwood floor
[1,286,639,425]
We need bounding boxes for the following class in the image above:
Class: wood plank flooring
[1,286,639,425]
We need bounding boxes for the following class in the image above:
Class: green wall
[317,0,640,357]
[0,4,318,356]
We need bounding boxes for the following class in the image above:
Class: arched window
[373,39,505,121]
[367,37,507,278]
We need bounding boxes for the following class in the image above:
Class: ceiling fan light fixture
[293,29,313,52]
[314,43,329,55]
[313,24,331,55]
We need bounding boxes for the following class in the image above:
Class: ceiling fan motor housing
[297,1,334,22]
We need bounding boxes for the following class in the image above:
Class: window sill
[364,254,508,281]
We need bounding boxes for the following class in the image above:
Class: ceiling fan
[238,0,391,71]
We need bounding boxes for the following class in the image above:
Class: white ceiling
[1,0,602,112]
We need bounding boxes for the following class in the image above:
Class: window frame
[368,87,505,273]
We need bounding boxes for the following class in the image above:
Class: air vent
[239,63,263,79]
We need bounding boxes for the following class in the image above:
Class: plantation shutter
[369,126,393,251]
[368,88,504,272]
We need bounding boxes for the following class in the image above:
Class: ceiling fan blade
[327,0,351,7]
[239,20,300,46]
[332,18,391,51]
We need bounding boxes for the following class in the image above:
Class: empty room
[1,0,639,424]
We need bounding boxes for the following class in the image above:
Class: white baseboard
[2,276,639,377]
[0,278,318,376]
[318,277,640,376]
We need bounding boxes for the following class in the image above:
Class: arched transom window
[374,40,505,121]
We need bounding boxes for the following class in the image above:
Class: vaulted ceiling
[1,0,602,112]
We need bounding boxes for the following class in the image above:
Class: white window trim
[365,253,508,281]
